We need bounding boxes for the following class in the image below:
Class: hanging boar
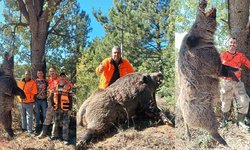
[177,0,239,147]
[0,52,26,137]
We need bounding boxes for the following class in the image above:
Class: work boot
[37,125,49,139]
[63,140,69,145]
[34,125,40,134]
[238,113,250,131]
[28,132,35,137]
[220,112,228,128]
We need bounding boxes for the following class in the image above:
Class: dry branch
[51,29,78,40]
[0,22,29,31]
[48,14,65,34]
[220,19,228,25]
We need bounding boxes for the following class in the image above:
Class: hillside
[76,96,175,150]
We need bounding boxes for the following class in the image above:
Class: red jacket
[96,57,134,89]
[47,76,73,96]
[221,51,250,80]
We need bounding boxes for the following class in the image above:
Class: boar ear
[186,34,201,49]
[139,75,148,84]
[211,8,216,19]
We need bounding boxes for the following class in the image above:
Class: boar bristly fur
[0,52,26,137]
[76,72,173,148]
[178,0,228,147]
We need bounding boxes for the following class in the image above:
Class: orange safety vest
[47,76,73,96]
[96,57,134,89]
[17,79,37,103]
[53,85,70,111]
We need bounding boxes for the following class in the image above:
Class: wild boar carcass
[76,72,173,148]
[0,52,26,137]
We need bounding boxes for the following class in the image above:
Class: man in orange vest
[17,71,38,137]
[96,46,134,89]
[50,73,72,145]
[37,68,73,139]
[220,37,250,130]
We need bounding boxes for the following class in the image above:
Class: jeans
[19,102,34,133]
[35,99,47,128]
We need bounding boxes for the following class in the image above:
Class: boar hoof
[186,133,191,141]
[210,132,228,147]
[76,140,86,150]
[163,118,173,127]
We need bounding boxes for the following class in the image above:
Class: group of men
[17,68,73,145]
[15,46,135,146]
[15,41,250,145]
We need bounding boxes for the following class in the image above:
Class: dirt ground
[76,96,176,150]
[0,100,76,150]
[175,102,250,149]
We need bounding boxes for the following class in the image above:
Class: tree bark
[228,0,250,94]
[17,0,63,79]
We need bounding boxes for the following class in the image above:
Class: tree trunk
[17,0,63,80]
[30,20,49,80]
[228,0,250,94]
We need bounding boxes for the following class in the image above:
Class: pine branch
[48,14,64,34]
[51,29,78,40]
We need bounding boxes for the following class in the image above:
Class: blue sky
[0,1,4,22]
[0,1,113,41]
[0,1,183,49]
[78,0,114,41]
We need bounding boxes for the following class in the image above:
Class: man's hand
[63,84,69,89]
[29,85,33,91]
[68,110,71,117]
[51,107,54,113]
[98,63,104,73]
[205,9,213,17]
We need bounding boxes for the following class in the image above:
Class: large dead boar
[0,52,26,137]
[178,0,239,147]
[76,72,173,148]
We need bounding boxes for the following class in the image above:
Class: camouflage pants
[51,107,70,140]
[220,79,249,114]
[43,102,53,126]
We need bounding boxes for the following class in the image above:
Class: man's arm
[30,82,38,95]
[68,89,72,117]
[95,65,102,75]
[96,58,109,75]
[18,80,23,89]
[242,54,250,69]
[220,52,226,65]
[68,89,72,111]
[126,60,134,73]
[65,80,73,88]
[50,92,54,112]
